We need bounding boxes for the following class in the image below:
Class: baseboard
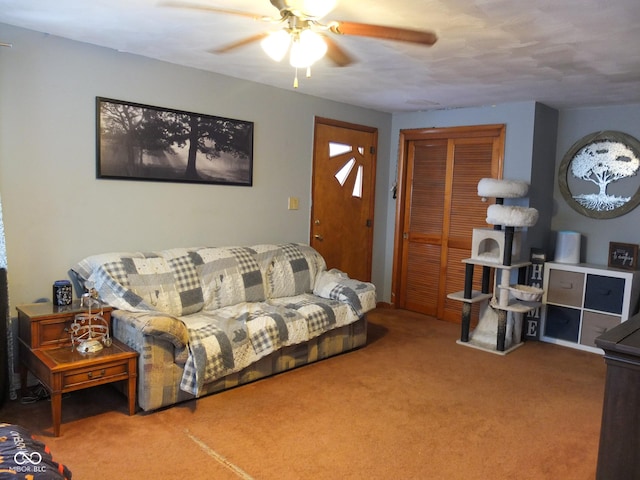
[375,301,394,309]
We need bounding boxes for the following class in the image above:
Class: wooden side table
[17,300,114,350]
[17,301,138,437]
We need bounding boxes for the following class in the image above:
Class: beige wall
[0,24,391,309]
[552,104,640,265]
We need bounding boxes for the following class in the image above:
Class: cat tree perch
[447,178,542,354]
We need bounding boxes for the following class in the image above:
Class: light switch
[288,197,299,210]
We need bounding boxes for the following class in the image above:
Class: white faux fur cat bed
[477,178,529,199]
[486,204,539,227]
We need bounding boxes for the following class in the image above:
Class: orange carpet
[1,309,606,479]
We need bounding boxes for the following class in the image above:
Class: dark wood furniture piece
[595,313,640,479]
[17,301,137,436]
[0,268,8,408]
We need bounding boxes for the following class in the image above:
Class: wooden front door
[311,117,377,281]
[392,125,505,322]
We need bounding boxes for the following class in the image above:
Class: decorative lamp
[289,29,327,68]
[261,30,291,61]
[70,291,112,354]
[260,8,329,88]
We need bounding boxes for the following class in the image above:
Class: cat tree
[447,178,542,354]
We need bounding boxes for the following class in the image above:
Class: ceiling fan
[162,0,438,87]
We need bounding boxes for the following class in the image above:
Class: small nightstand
[18,300,113,350]
[17,301,138,436]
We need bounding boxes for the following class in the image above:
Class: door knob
[314,234,324,241]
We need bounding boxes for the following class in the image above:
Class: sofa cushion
[72,251,181,315]
[178,294,362,396]
[255,243,326,299]
[178,302,306,395]
[72,249,208,316]
[267,293,357,336]
[195,246,266,310]
[313,269,377,316]
[159,248,206,315]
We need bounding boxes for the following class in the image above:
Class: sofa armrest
[313,269,377,315]
[112,310,189,350]
[112,310,191,411]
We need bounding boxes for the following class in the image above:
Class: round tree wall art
[559,130,640,219]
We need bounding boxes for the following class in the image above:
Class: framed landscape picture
[96,97,253,186]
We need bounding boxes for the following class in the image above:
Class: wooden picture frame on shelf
[608,242,638,270]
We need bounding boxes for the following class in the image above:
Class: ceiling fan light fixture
[284,0,337,18]
[261,30,291,62]
[289,29,327,68]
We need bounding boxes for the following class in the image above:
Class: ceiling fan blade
[329,21,437,46]
[160,2,270,21]
[323,36,354,67]
[208,32,270,54]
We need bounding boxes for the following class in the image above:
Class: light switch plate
[288,197,299,210]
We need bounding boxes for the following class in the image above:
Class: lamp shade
[289,29,327,68]
[261,30,291,62]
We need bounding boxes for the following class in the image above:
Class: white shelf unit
[541,262,640,353]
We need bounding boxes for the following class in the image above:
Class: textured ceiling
[1,0,639,113]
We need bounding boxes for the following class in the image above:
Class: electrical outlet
[288,197,299,210]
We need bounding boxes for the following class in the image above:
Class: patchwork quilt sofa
[71,243,376,411]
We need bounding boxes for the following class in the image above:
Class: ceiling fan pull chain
[294,68,299,88]
[306,66,312,78]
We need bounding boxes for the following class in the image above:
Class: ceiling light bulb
[261,30,291,62]
[289,30,327,68]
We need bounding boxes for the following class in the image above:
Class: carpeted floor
[1,308,606,479]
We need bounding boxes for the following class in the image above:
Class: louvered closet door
[395,125,504,323]
[440,138,500,323]
[399,140,447,315]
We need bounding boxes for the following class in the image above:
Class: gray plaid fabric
[168,253,204,315]
[179,304,302,395]
[281,297,337,334]
[313,269,377,316]
[230,247,264,302]
[72,244,377,397]
[257,243,325,298]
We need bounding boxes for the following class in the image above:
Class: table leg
[51,392,62,437]
[127,358,136,416]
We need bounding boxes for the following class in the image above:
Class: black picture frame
[96,97,253,186]
[608,242,638,270]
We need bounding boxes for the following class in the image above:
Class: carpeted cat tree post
[448,178,542,354]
